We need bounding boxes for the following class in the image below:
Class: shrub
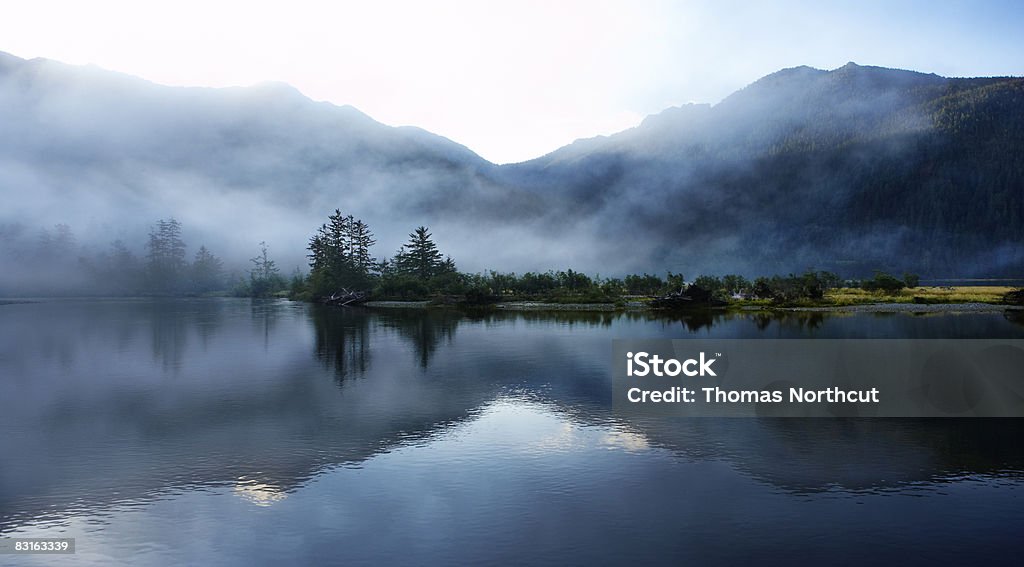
[862,272,906,294]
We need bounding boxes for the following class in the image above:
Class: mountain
[0,51,541,280]
[1,52,1022,290]
[505,62,1024,277]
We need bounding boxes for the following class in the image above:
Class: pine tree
[191,245,224,292]
[440,255,457,274]
[35,223,77,261]
[306,210,376,297]
[249,241,281,297]
[396,226,443,279]
[327,210,350,259]
[109,239,142,293]
[348,219,376,272]
[146,218,187,292]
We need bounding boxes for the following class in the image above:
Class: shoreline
[363,300,634,311]
[362,300,1022,314]
[4,297,1019,315]
[778,302,1024,313]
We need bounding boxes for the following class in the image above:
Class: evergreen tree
[396,226,443,279]
[307,224,330,273]
[146,218,187,292]
[249,241,282,297]
[348,219,377,272]
[306,210,376,297]
[109,239,142,293]
[35,223,77,262]
[327,210,350,258]
[439,255,457,274]
[191,245,224,292]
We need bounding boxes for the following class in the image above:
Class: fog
[0,51,648,295]
[1,52,1021,295]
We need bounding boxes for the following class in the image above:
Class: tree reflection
[1004,309,1024,327]
[377,309,460,368]
[752,312,774,330]
[146,299,224,369]
[311,305,371,381]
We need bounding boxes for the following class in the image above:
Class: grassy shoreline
[359,286,1022,313]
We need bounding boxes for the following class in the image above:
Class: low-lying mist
[1,52,1022,296]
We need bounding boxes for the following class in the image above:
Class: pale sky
[3,0,1023,163]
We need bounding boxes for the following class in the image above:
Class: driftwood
[650,289,694,310]
[651,286,727,310]
[321,288,368,306]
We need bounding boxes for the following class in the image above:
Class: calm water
[2,299,1024,565]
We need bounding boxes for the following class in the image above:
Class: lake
[2,299,1024,565]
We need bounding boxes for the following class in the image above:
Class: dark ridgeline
[1,52,1023,295]
[502,62,1024,277]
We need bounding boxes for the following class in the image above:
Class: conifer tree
[146,218,187,291]
[396,226,443,279]
[191,245,224,292]
[249,241,281,297]
[306,209,376,296]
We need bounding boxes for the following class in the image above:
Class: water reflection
[311,304,371,380]
[145,299,228,370]
[279,303,1024,495]
[2,299,1024,563]
[630,417,1024,493]
[1005,308,1024,326]
[375,308,460,368]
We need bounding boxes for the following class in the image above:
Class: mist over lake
[3,4,1024,563]
[1,52,1022,296]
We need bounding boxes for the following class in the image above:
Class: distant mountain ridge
[505,62,1024,276]
[0,51,1021,281]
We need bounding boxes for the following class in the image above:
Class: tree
[862,271,906,294]
[722,274,750,295]
[191,245,224,292]
[396,226,444,279]
[288,268,309,299]
[693,275,724,295]
[666,272,686,293]
[624,273,664,295]
[146,218,187,292]
[348,219,377,273]
[249,241,283,297]
[306,210,376,297]
[34,223,77,263]
[109,239,142,292]
[747,271,840,303]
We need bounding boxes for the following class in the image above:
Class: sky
[2,0,1023,164]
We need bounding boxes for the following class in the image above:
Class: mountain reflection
[2,298,1024,533]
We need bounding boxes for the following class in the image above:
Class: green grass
[724,286,1016,309]
[827,286,1013,305]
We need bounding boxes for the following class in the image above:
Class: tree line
[291,209,924,306]
[0,218,294,297]
[0,212,927,304]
